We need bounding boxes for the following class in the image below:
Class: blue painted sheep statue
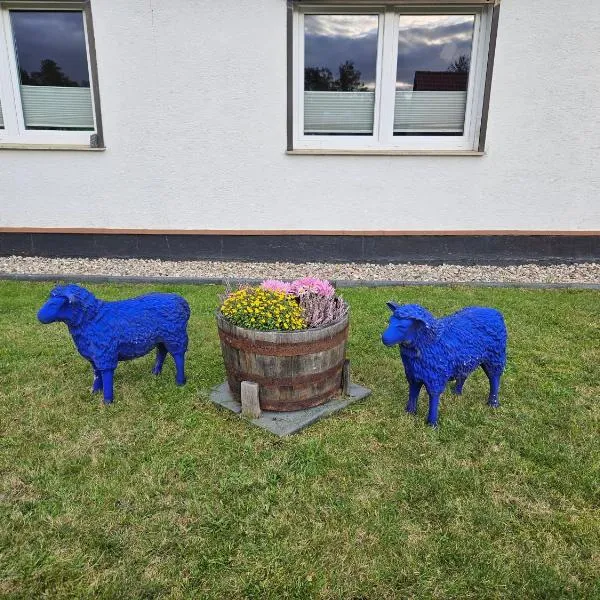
[382,303,507,427]
[37,284,190,404]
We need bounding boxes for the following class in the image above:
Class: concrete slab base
[209,381,372,436]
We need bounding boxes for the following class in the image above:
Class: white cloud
[305,14,378,39]
[399,15,474,30]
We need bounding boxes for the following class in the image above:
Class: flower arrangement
[220,278,348,331]
[220,287,306,331]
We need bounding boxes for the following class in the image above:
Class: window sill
[0,143,105,151]
[287,149,484,156]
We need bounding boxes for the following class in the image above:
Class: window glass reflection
[394,15,475,136]
[11,11,94,130]
[304,15,378,135]
[12,11,90,87]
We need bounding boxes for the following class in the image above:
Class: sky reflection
[397,15,474,90]
[11,11,90,86]
[304,13,475,90]
[305,15,378,89]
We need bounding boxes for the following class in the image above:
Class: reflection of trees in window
[337,61,367,91]
[305,66,335,91]
[19,59,83,87]
[447,54,470,73]
[305,60,368,91]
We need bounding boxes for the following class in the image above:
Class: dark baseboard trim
[0,232,599,264]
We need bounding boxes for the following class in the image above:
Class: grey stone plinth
[209,382,371,437]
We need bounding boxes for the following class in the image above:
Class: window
[291,2,498,152]
[0,2,101,147]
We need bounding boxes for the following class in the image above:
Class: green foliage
[0,281,599,599]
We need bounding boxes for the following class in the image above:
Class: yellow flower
[220,286,306,331]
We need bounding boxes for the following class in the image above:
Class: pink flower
[260,279,293,294]
[290,277,335,297]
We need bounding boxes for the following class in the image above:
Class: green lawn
[0,281,599,599]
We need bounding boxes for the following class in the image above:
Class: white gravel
[1,256,599,284]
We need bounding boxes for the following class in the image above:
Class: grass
[0,280,599,599]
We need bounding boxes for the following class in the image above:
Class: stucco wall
[1,0,599,231]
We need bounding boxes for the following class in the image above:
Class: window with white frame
[291,2,497,152]
[0,2,100,146]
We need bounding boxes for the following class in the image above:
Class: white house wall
[1,0,599,231]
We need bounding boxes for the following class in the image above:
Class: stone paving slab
[209,381,372,436]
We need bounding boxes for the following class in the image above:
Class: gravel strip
[1,256,599,285]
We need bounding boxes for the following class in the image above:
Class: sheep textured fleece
[382,303,507,427]
[1,256,599,284]
[37,284,190,404]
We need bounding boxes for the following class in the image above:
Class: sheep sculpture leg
[152,344,167,375]
[482,363,502,408]
[91,365,103,394]
[453,376,466,395]
[425,385,443,427]
[406,380,422,414]
[101,369,115,405]
[172,352,186,386]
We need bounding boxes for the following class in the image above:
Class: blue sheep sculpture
[37,284,190,404]
[382,303,507,427]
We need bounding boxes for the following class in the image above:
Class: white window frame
[0,1,99,147]
[292,3,494,152]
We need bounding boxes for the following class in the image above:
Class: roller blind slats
[20,85,94,130]
[394,91,467,132]
[304,91,375,134]
[303,90,467,134]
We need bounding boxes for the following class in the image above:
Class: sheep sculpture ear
[386,301,401,312]
[411,314,435,334]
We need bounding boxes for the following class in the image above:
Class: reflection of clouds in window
[305,15,379,89]
[398,25,473,49]
[440,43,459,62]
[396,15,474,90]
[305,14,378,38]
[400,15,474,30]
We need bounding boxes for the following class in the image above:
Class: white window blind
[394,91,467,133]
[20,86,94,130]
[304,91,375,134]
[0,100,3,128]
[303,90,468,135]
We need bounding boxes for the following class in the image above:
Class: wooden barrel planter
[217,312,349,411]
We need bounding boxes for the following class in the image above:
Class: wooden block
[241,381,261,419]
[341,359,350,396]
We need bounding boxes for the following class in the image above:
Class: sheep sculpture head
[382,301,507,427]
[38,284,190,404]
[37,284,101,327]
[381,302,437,347]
